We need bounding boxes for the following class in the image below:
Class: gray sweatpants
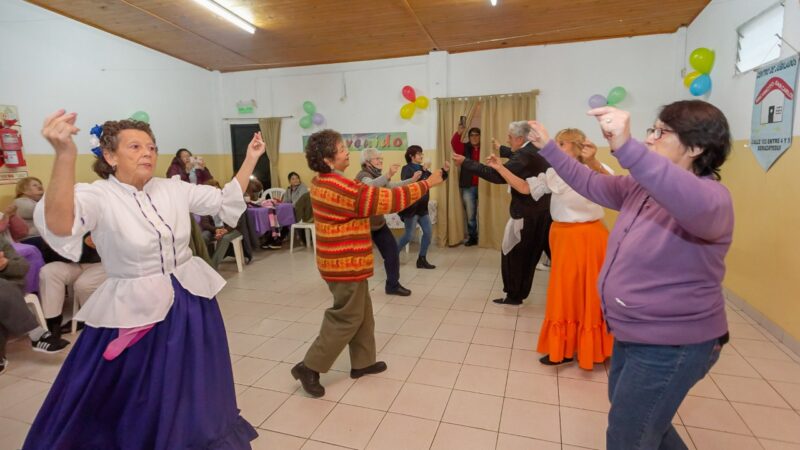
[0,278,39,359]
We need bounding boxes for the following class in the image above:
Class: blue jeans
[461,186,478,240]
[396,214,432,257]
[607,337,724,449]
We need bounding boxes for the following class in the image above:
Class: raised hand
[247,132,266,160]
[580,139,599,162]
[411,170,422,181]
[388,163,401,178]
[491,138,500,152]
[486,153,502,169]
[587,106,631,151]
[451,152,466,166]
[526,121,550,148]
[41,109,80,156]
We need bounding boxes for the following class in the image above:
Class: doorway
[230,124,270,188]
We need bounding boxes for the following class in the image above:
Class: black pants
[501,212,552,302]
[371,225,400,290]
[0,279,39,359]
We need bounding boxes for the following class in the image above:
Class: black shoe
[386,285,412,296]
[539,354,574,366]
[416,256,436,269]
[350,361,387,379]
[492,297,522,306]
[291,362,325,397]
[60,321,85,334]
[0,357,7,375]
[464,237,478,247]
[31,332,70,354]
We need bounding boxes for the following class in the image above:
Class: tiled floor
[2,244,800,449]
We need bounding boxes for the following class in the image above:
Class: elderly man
[453,120,552,305]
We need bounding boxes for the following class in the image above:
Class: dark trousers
[501,212,552,302]
[0,279,39,359]
[371,225,400,290]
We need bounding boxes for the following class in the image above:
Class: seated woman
[527,101,732,449]
[39,234,106,338]
[356,147,421,296]
[487,128,613,370]
[165,148,213,185]
[285,171,309,204]
[14,177,44,239]
[24,110,263,448]
[396,145,447,269]
[1,232,69,375]
[199,180,244,270]
[0,203,29,242]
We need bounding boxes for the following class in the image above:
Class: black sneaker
[0,357,7,375]
[31,332,70,354]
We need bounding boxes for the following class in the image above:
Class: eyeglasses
[646,127,675,140]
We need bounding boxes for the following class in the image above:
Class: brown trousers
[303,280,376,373]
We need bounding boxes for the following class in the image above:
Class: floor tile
[499,398,561,442]
[431,422,499,450]
[731,402,800,443]
[262,395,336,438]
[388,382,451,421]
[407,359,461,388]
[455,364,508,396]
[311,403,384,449]
[472,327,515,348]
[711,373,790,408]
[251,430,305,450]
[677,396,750,434]
[560,406,607,449]
[496,433,561,450]
[442,389,503,431]
[237,386,290,427]
[233,357,279,386]
[505,371,559,405]
[382,335,429,358]
[340,376,403,411]
[686,427,761,450]
[366,413,438,450]
[464,344,512,369]
[558,378,610,412]
[421,339,470,363]
[771,381,800,410]
[433,323,477,343]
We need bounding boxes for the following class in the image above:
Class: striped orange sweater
[311,171,430,282]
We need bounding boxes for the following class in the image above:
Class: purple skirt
[23,277,257,449]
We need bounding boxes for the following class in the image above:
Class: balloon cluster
[399,85,429,120]
[130,111,150,123]
[299,101,325,129]
[587,86,627,109]
[684,48,715,96]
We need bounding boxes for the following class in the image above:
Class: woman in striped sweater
[291,130,444,397]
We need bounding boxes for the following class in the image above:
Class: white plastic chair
[23,294,47,330]
[71,293,81,334]
[259,188,286,202]
[231,235,245,272]
[290,221,316,254]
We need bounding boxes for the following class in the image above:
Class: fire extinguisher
[0,121,26,168]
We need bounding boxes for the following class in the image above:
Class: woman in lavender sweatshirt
[528,100,733,450]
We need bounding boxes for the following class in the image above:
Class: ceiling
[28,0,710,72]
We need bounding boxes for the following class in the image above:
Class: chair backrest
[262,188,286,202]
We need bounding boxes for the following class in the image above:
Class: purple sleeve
[539,140,628,211]
[613,138,733,241]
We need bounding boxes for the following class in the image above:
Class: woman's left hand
[526,121,550,148]
[587,107,631,151]
[247,132,266,160]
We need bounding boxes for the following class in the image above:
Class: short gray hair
[508,121,532,139]
[361,147,380,166]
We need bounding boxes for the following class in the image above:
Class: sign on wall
[302,132,409,152]
[0,105,29,185]
[750,55,798,171]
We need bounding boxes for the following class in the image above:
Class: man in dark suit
[452,120,552,305]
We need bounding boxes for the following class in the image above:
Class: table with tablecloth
[246,203,297,236]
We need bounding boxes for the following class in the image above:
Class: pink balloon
[402,85,416,102]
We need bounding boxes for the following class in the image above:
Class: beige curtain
[435,97,479,247]
[478,92,537,250]
[435,91,538,250]
[258,118,282,188]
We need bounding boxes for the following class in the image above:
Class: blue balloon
[689,74,712,96]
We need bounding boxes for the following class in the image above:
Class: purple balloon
[588,94,607,109]
[312,113,324,125]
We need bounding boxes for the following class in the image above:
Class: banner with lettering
[750,54,798,171]
[302,132,409,152]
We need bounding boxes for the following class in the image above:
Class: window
[736,2,785,74]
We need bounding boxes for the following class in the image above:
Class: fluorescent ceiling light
[193,0,256,34]
[490,0,497,5]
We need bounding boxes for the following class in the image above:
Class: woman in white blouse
[487,128,614,370]
[24,110,264,449]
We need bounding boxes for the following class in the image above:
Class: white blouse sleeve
[525,171,552,201]
[33,183,102,262]
[185,178,246,228]
[543,168,572,195]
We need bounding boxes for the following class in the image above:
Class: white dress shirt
[526,165,613,223]
[34,175,245,328]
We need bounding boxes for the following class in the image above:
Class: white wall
[0,0,220,155]
[682,0,800,138]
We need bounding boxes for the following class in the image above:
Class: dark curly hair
[305,129,343,173]
[404,145,423,164]
[92,119,157,179]
[658,100,731,180]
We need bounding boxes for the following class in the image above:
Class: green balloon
[299,115,313,129]
[606,86,627,106]
[130,111,150,123]
[303,101,316,115]
[689,48,715,74]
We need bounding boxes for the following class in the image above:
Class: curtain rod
[433,90,539,101]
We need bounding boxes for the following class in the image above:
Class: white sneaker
[536,262,550,271]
